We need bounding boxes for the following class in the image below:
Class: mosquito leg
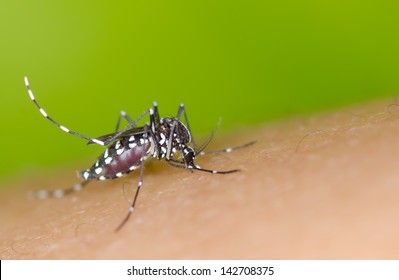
[115,137,147,232]
[198,141,257,156]
[152,102,160,124]
[114,111,135,132]
[192,165,240,174]
[27,180,91,199]
[177,103,199,149]
[166,103,198,159]
[102,104,155,146]
[24,77,106,146]
[114,109,150,133]
[167,159,240,174]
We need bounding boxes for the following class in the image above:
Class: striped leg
[24,77,106,146]
[114,108,151,133]
[167,160,240,174]
[24,76,155,147]
[115,135,147,232]
[198,141,257,156]
[27,180,91,199]
[166,103,199,159]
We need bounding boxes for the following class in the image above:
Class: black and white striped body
[81,134,153,181]
[24,76,255,231]
[80,116,193,182]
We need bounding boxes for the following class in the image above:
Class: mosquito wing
[87,126,148,145]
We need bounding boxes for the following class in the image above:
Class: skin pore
[1,98,399,259]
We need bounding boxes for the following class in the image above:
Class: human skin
[1,98,399,259]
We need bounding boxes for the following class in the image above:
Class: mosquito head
[182,145,196,167]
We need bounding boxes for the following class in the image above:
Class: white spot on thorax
[159,133,166,145]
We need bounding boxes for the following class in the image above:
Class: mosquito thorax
[154,117,191,159]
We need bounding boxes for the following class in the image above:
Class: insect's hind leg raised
[24,77,106,146]
[27,180,91,199]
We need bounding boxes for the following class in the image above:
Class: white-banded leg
[149,107,157,133]
[114,111,135,132]
[95,105,155,146]
[92,102,157,148]
[192,165,239,174]
[166,103,199,159]
[178,103,198,148]
[90,109,150,146]
[178,103,200,151]
[27,180,91,199]
[114,109,150,133]
[152,102,160,123]
[24,77,105,146]
[169,144,240,174]
[25,76,155,147]
[115,137,147,232]
[148,107,162,157]
[165,105,182,160]
[167,160,240,174]
[198,141,257,156]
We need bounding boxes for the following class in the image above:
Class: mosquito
[24,77,255,231]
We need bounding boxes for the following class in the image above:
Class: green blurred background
[1,0,399,181]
